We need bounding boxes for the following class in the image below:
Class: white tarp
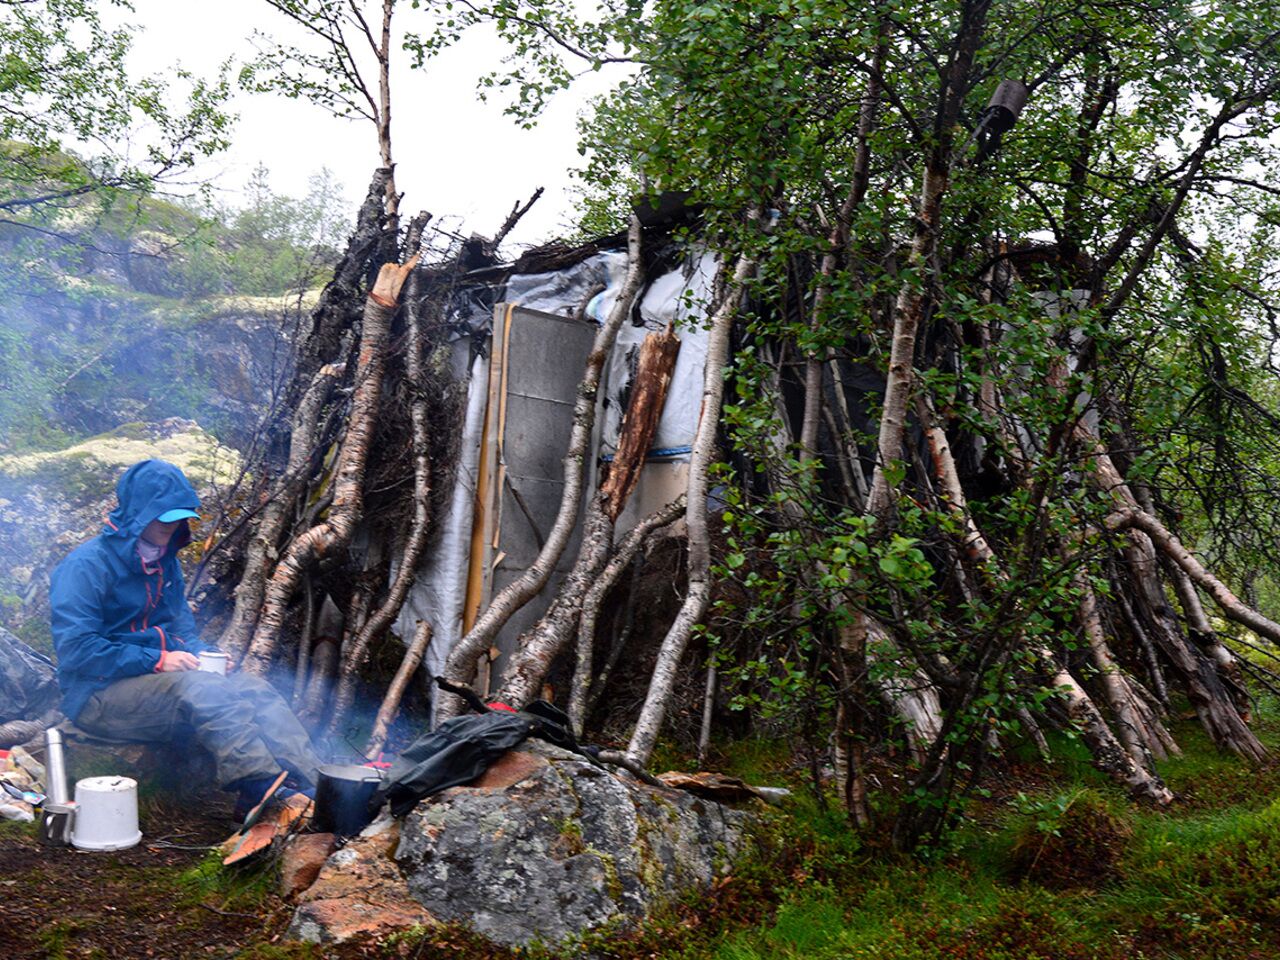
[600,249,719,461]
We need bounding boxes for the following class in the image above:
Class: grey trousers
[77,671,322,791]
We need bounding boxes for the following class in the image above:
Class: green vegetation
[0,0,231,232]
[556,705,1280,960]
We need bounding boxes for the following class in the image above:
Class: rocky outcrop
[287,743,752,949]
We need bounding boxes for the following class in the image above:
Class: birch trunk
[495,326,681,709]
[912,391,1172,799]
[626,254,756,765]
[239,256,418,676]
[494,494,614,707]
[326,287,434,734]
[798,28,885,456]
[1073,566,1177,763]
[1081,435,1265,760]
[364,620,431,758]
[567,497,685,735]
[1107,509,1280,646]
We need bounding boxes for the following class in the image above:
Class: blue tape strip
[601,445,694,463]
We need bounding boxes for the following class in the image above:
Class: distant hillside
[0,161,348,453]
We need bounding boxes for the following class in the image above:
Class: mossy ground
[673,700,1280,960]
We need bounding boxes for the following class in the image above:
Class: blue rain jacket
[50,460,210,721]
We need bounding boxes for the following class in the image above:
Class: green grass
[179,848,279,913]
[570,702,1280,960]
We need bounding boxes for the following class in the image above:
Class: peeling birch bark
[239,255,418,676]
[601,326,682,520]
[327,282,435,734]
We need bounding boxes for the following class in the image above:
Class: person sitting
[49,458,321,819]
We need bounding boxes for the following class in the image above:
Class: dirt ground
[0,792,304,960]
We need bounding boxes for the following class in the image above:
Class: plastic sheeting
[391,246,718,713]
[600,249,719,461]
[392,252,629,712]
[503,251,630,321]
[0,627,58,723]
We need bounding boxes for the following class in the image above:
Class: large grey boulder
[288,743,752,949]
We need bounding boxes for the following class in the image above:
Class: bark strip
[601,326,682,520]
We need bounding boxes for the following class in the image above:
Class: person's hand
[158,650,200,672]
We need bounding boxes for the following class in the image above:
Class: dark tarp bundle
[0,627,58,724]
[375,700,589,817]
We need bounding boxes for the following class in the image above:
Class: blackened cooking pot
[313,764,384,836]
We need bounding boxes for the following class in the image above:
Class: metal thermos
[44,727,70,806]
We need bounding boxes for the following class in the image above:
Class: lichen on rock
[284,741,753,949]
[388,742,750,949]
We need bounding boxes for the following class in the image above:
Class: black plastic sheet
[0,628,58,723]
[376,701,586,817]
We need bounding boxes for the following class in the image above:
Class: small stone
[287,828,432,944]
[288,896,434,944]
[279,832,337,899]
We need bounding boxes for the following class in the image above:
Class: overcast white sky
[120,0,624,249]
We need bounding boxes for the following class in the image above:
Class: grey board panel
[486,305,597,680]
[500,310,596,483]
[502,398,577,487]
[495,474,582,570]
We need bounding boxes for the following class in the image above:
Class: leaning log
[239,255,419,676]
[438,215,647,719]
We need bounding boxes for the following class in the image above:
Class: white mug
[198,651,229,675]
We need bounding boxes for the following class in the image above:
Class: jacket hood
[104,460,201,553]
